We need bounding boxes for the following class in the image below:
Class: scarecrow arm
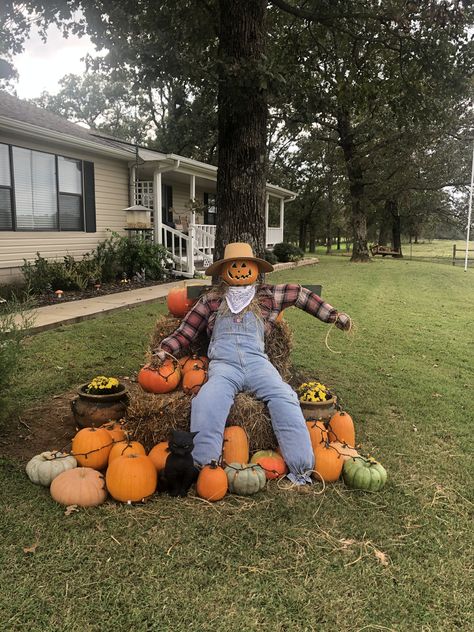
[275,284,351,330]
[159,298,210,355]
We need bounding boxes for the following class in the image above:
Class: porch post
[129,165,136,206]
[265,193,269,247]
[153,169,162,244]
[280,198,285,241]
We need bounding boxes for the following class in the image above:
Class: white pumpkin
[26,451,77,487]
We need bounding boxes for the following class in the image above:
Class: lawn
[1,257,473,631]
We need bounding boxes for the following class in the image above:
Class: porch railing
[266,227,284,246]
[194,224,216,254]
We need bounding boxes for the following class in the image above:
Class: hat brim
[205,256,274,277]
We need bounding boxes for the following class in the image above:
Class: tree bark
[388,198,403,258]
[337,109,370,262]
[214,0,268,263]
[298,219,307,251]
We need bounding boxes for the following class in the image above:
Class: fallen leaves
[64,504,79,516]
[23,542,39,554]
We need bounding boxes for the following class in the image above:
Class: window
[203,192,217,225]
[0,143,93,232]
[162,184,173,226]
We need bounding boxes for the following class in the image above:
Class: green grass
[1,258,473,631]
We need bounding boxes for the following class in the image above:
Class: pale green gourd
[342,456,387,492]
[225,462,266,495]
[26,451,77,487]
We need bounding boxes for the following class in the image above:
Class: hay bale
[126,383,277,453]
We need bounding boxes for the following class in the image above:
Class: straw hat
[205,242,274,276]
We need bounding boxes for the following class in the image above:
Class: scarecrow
[156,242,351,485]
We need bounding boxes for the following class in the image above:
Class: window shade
[58,156,82,194]
[13,147,57,230]
[0,144,11,187]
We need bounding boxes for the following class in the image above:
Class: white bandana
[225,285,256,314]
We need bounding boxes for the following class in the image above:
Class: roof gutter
[0,116,133,159]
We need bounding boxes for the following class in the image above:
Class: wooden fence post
[453,244,456,266]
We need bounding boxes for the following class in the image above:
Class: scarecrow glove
[335,312,352,331]
[152,349,167,362]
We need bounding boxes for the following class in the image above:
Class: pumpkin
[313,440,344,483]
[196,461,228,501]
[148,441,170,472]
[167,286,196,318]
[306,420,329,451]
[222,426,249,465]
[138,360,181,394]
[71,427,113,470]
[225,462,266,495]
[108,440,146,463]
[220,259,259,286]
[26,451,77,487]
[179,355,209,374]
[250,450,288,480]
[182,366,208,395]
[343,456,387,492]
[100,421,127,443]
[50,467,107,507]
[106,454,157,502]
[330,441,359,462]
[327,411,355,446]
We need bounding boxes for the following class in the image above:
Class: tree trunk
[384,198,403,258]
[298,219,307,251]
[337,109,370,262]
[308,225,316,253]
[215,0,268,264]
[378,204,392,246]
[326,182,333,253]
[336,228,341,250]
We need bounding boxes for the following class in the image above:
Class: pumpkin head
[50,467,107,507]
[179,355,208,374]
[148,441,170,472]
[225,462,266,495]
[108,440,146,463]
[182,366,208,395]
[106,453,157,502]
[100,421,127,443]
[250,450,288,480]
[166,286,196,318]
[343,456,387,492]
[220,259,259,286]
[222,426,249,466]
[138,359,181,394]
[313,440,344,483]
[327,411,355,446]
[26,451,77,487]
[196,461,228,501]
[71,427,113,470]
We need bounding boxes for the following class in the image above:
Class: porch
[131,156,292,276]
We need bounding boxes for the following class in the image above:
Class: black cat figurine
[158,430,199,497]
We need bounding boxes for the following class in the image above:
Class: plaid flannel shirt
[160,284,344,356]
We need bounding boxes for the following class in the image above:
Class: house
[0,91,296,282]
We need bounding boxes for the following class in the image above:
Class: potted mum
[71,375,128,428]
[298,381,337,421]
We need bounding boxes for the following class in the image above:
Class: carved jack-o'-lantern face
[220,259,259,286]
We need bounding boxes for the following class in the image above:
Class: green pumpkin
[343,456,387,492]
[26,451,77,487]
[225,463,267,495]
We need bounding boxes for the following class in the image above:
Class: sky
[12,23,96,99]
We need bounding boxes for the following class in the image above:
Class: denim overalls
[190,309,314,484]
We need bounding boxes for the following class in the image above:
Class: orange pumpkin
[327,411,355,446]
[196,461,228,501]
[50,467,107,507]
[222,426,249,465]
[250,450,288,480]
[220,259,259,286]
[182,366,208,395]
[276,310,285,322]
[329,441,359,462]
[106,454,157,503]
[166,286,196,318]
[306,420,329,451]
[313,441,344,483]
[179,354,209,374]
[138,360,181,394]
[148,441,170,472]
[71,427,113,470]
[100,421,127,443]
[108,440,146,463]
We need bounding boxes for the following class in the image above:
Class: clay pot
[71,383,129,428]
[300,396,337,421]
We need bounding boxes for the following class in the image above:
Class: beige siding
[167,180,216,226]
[0,132,130,283]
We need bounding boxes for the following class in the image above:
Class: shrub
[113,234,172,281]
[21,253,101,293]
[0,295,34,419]
[273,242,304,263]
[264,249,278,265]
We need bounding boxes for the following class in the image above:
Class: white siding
[0,132,129,283]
